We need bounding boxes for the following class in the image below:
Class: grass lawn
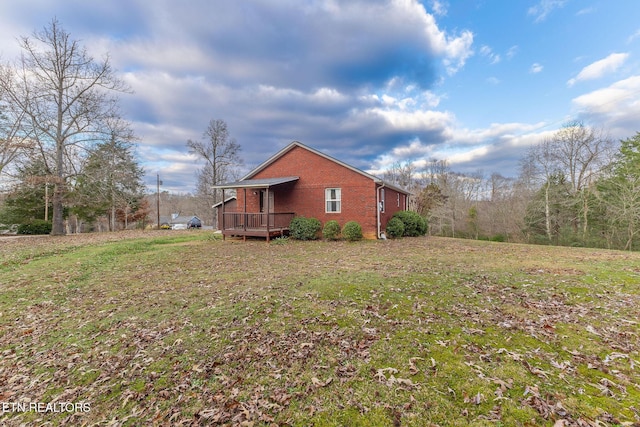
[0,231,639,426]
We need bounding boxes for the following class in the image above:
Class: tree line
[0,19,147,234]
[0,20,245,234]
[383,122,640,251]
[3,20,639,250]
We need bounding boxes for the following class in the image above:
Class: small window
[326,188,341,213]
[379,188,385,213]
[397,193,400,207]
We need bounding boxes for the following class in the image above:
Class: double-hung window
[325,188,341,213]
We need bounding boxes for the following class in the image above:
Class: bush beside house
[291,215,422,242]
[342,221,363,241]
[392,211,427,237]
[385,217,405,238]
[289,216,322,240]
[322,220,341,240]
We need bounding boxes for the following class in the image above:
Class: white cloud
[530,63,544,73]
[628,29,640,44]
[480,45,501,64]
[576,7,595,16]
[506,45,519,60]
[407,2,474,75]
[441,30,475,74]
[367,108,453,132]
[421,91,443,108]
[430,0,448,16]
[528,0,567,23]
[567,53,629,87]
[371,122,554,175]
[572,75,640,114]
[571,75,640,141]
[452,122,547,145]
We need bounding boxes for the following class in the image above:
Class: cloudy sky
[1,1,639,193]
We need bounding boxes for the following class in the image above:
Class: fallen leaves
[408,357,425,376]
[374,367,418,389]
[1,233,640,426]
[311,376,333,388]
[523,360,550,379]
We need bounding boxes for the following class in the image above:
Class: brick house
[214,141,411,240]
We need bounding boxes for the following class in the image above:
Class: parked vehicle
[187,217,202,228]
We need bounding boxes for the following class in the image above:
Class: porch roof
[213,176,299,190]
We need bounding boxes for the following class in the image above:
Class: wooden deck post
[221,188,226,241]
[243,188,247,241]
[266,187,270,242]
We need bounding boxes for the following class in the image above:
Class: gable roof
[213,176,299,190]
[212,196,237,208]
[242,141,410,195]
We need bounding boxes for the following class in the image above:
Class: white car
[172,224,187,230]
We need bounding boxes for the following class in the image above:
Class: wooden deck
[220,212,294,241]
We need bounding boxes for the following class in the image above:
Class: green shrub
[322,220,341,240]
[289,216,321,240]
[385,217,405,238]
[342,221,362,241]
[270,236,290,245]
[17,220,52,235]
[392,211,427,237]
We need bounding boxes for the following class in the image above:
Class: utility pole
[44,181,49,221]
[156,173,162,229]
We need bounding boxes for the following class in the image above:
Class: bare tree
[187,119,242,226]
[550,122,614,237]
[0,109,28,180]
[522,122,614,242]
[483,173,529,241]
[521,138,559,241]
[0,19,130,234]
[382,161,417,191]
[418,159,455,236]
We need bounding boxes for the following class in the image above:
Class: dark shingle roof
[213,176,299,189]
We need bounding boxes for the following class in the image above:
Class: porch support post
[243,188,247,241]
[376,184,381,239]
[266,187,271,242]
[221,188,226,241]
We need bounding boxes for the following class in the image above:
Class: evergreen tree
[0,158,54,224]
[71,134,145,231]
[524,173,574,245]
[597,132,640,250]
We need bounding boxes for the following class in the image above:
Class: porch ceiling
[213,176,299,190]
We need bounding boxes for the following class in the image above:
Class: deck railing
[221,212,295,233]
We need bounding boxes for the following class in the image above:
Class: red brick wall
[249,145,380,236]
[379,186,408,232]
[230,145,410,238]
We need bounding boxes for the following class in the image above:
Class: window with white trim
[379,188,385,213]
[325,188,341,213]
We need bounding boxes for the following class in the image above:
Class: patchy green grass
[1,232,639,426]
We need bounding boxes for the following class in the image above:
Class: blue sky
[1,0,639,193]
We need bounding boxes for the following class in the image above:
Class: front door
[259,190,275,225]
